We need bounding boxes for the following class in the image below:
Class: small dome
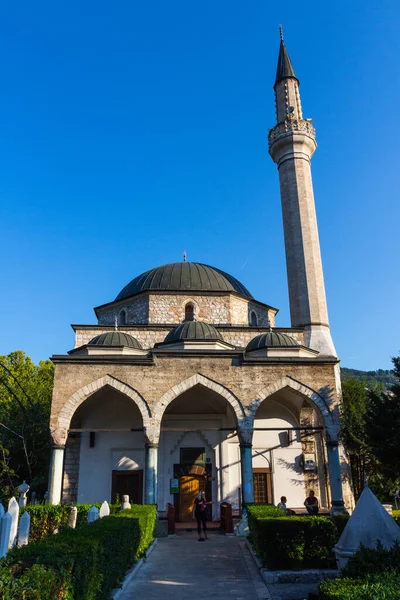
[88,332,142,349]
[115,262,253,301]
[246,332,298,352]
[163,321,223,344]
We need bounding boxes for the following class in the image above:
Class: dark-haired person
[304,490,319,515]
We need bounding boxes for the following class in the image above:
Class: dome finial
[183,250,187,263]
[279,24,284,41]
[114,315,118,331]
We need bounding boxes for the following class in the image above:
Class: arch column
[48,445,65,505]
[144,442,158,505]
[240,442,254,504]
[326,440,346,514]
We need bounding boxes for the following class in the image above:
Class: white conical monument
[334,484,400,570]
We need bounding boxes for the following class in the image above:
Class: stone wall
[97,295,149,325]
[62,433,81,503]
[50,356,340,446]
[96,292,274,327]
[73,326,305,350]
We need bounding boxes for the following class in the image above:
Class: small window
[119,310,127,325]
[250,311,258,326]
[184,303,195,322]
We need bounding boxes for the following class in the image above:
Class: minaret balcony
[268,118,316,150]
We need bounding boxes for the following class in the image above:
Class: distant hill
[341,367,396,389]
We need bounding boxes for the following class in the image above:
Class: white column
[48,445,65,505]
[326,440,346,514]
[240,443,254,504]
[144,443,158,505]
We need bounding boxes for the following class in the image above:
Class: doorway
[179,475,207,521]
[111,469,143,504]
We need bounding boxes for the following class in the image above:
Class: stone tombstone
[17,511,30,547]
[334,485,400,571]
[8,497,19,548]
[87,506,99,523]
[0,513,12,558]
[30,491,37,505]
[68,506,77,529]
[99,501,110,519]
[18,481,30,508]
[234,508,249,537]
[121,495,131,510]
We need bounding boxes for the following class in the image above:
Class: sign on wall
[170,478,179,494]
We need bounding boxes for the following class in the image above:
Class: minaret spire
[268,31,336,356]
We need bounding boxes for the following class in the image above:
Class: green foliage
[0,563,73,600]
[329,514,350,537]
[319,542,400,599]
[248,515,337,569]
[341,367,396,389]
[0,351,54,500]
[341,541,400,579]
[319,571,400,600]
[21,504,121,541]
[0,505,156,600]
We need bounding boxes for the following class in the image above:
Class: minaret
[269,28,336,356]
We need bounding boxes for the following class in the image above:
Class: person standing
[193,491,211,541]
[304,490,319,515]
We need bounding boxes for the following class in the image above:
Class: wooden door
[111,470,143,505]
[253,468,273,504]
[179,475,206,521]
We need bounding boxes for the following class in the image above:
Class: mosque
[48,34,353,517]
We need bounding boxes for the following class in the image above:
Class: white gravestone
[334,485,400,570]
[0,513,12,558]
[99,501,110,519]
[121,495,131,510]
[17,511,30,547]
[68,506,77,529]
[18,481,30,508]
[88,506,99,523]
[8,497,19,548]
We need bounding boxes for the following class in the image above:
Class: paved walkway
[119,531,271,600]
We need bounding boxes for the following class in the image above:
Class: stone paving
[118,531,271,600]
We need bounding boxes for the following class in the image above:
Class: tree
[0,351,54,500]
[340,378,371,500]
[365,354,400,499]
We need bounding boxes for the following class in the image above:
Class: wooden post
[167,503,175,535]
[220,502,233,534]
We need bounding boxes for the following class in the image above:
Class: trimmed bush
[341,541,400,579]
[22,503,120,541]
[329,514,350,537]
[319,571,400,600]
[249,516,337,569]
[0,505,156,600]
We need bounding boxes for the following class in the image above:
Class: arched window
[119,309,127,325]
[250,311,258,326]
[185,303,195,322]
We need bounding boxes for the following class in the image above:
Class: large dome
[115,262,253,301]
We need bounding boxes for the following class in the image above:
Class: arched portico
[249,376,344,513]
[154,375,253,518]
[49,376,151,505]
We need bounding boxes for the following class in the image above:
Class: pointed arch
[249,376,339,440]
[153,373,246,426]
[54,375,151,444]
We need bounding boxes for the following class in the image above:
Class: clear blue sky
[0,1,399,371]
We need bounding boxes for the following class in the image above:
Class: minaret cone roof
[275,37,298,88]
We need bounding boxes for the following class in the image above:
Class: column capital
[239,442,252,449]
[145,442,159,449]
[326,440,339,448]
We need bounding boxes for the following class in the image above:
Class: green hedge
[249,516,337,569]
[0,505,156,600]
[319,571,400,600]
[22,504,120,541]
